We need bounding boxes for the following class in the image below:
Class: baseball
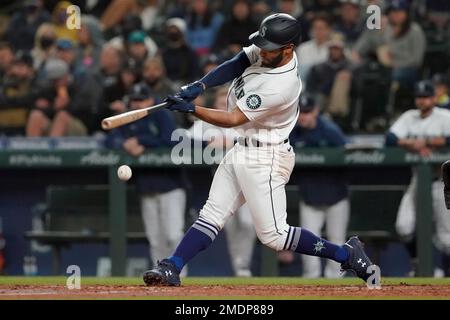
[117,165,132,181]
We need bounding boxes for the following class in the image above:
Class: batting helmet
[249,13,300,51]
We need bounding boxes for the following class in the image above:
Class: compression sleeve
[200,51,251,89]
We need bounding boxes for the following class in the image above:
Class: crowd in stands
[0,0,449,137]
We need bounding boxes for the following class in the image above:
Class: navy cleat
[143,259,181,286]
[340,236,374,281]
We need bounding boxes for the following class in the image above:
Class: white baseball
[117,165,132,181]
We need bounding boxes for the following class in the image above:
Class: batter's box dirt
[1,284,450,299]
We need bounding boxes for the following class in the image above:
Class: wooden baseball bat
[101,102,168,130]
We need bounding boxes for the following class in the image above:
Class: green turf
[1,276,450,286]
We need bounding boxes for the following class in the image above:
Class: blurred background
[0,0,449,278]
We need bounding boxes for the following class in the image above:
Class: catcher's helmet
[249,13,300,51]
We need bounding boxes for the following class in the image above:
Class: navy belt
[236,137,289,147]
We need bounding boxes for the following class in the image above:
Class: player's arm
[193,105,250,128]
[176,51,251,101]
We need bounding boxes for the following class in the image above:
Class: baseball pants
[396,173,450,254]
[141,188,187,272]
[199,142,295,251]
[300,199,350,278]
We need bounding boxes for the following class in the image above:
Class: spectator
[105,82,187,275]
[185,0,224,57]
[0,42,14,82]
[107,14,158,61]
[382,0,426,89]
[51,1,78,43]
[26,58,97,137]
[97,45,131,123]
[142,56,177,101]
[162,18,200,86]
[385,80,450,277]
[296,14,333,81]
[100,0,160,32]
[213,0,258,58]
[75,16,104,73]
[251,1,274,25]
[418,0,450,74]
[186,86,256,277]
[277,0,303,18]
[288,94,350,278]
[31,23,57,84]
[126,30,156,71]
[432,73,450,110]
[55,38,103,133]
[5,0,50,52]
[334,0,364,47]
[307,36,353,121]
[0,51,37,135]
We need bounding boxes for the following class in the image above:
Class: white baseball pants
[299,199,350,278]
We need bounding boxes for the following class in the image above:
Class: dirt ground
[1,284,450,299]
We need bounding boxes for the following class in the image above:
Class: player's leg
[324,198,350,278]
[396,175,417,241]
[159,188,187,275]
[395,174,418,274]
[235,145,349,262]
[143,148,245,285]
[140,193,162,266]
[299,201,325,278]
[225,204,256,276]
[235,144,372,280]
[432,180,450,275]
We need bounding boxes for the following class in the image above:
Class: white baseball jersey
[197,45,304,253]
[390,107,450,139]
[226,45,302,144]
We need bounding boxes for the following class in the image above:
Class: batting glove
[443,160,450,210]
[177,81,205,102]
[165,95,195,113]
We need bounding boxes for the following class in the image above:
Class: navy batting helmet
[249,13,300,51]
[414,80,435,98]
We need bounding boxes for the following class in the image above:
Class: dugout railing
[1,146,449,276]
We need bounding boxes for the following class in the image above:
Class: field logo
[66,5,81,30]
[66,265,81,290]
[366,5,381,30]
[366,265,381,289]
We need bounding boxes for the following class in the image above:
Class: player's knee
[199,200,226,230]
[256,229,288,252]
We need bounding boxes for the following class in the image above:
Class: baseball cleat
[340,236,374,281]
[143,259,181,286]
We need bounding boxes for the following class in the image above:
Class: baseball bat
[101,102,168,130]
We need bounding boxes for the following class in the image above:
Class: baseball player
[386,80,450,276]
[143,13,374,286]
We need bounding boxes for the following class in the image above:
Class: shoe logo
[165,270,173,277]
[313,240,325,254]
[357,258,367,268]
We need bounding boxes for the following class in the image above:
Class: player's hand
[176,81,205,102]
[165,95,195,113]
